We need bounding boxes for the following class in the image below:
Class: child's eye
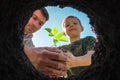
[66,25,69,27]
[74,23,77,25]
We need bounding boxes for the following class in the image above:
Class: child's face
[24,9,46,35]
[63,17,83,37]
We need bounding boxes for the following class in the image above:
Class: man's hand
[24,46,68,78]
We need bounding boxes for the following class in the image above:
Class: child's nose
[69,24,74,28]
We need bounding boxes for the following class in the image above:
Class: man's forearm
[24,45,36,64]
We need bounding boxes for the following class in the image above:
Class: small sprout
[45,27,68,46]
[45,27,73,75]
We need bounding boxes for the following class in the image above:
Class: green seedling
[45,27,74,76]
[45,27,68,46]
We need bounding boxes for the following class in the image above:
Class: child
[59,15,96,77]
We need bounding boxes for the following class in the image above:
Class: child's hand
[64,51,76,69]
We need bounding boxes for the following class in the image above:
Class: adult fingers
[39,58,68,71]
[41,67,67,78]
[44,47,62,53]
[42,50,68,62]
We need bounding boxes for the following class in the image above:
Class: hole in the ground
[32,6,96,47]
